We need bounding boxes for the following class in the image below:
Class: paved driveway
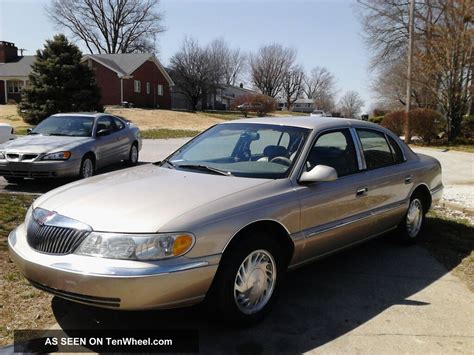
[48,237,473,353]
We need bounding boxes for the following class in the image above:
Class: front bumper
[0,159,81,179]
[8,224,220,310]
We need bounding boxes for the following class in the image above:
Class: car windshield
[31,116,95,137]
[165,123,310,179]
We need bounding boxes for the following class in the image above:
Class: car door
[94,116,116,168]
[111,116,132,161]
[354,128,411,235]
[295,128,374,261]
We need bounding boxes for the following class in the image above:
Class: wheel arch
[411,183,432,212]
[222,219,294,266]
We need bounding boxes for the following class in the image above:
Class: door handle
[356,187,368,197]
[404,175,412,184]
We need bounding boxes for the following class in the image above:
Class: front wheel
[398,195,425,243]
[208,234,286,324]
[127,143,139,166]
[79,156,95,179]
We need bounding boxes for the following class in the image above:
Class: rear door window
[356,129,396,169]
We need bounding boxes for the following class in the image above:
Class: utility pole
[405,0,415,143]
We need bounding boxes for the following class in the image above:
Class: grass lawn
[141,128,201,139]
[0,193,54,346]
[411,143,474,153]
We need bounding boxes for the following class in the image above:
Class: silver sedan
[0,113,141,183]
[8,116,442,324]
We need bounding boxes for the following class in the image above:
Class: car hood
[0,135,92,153]
[33,164,272,233]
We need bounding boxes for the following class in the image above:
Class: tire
[208,233,286,325]
[127,143,139,166]
[5,176,24,184]
[397,193,426,243]
[79,155,95,179]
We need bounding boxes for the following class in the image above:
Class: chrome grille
[27,218,90,255]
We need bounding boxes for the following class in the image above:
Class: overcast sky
[0,0,373,112]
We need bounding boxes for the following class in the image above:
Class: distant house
[0,41,35,104]
[0,41,174,108]
[171,83,256,111]
[83,53,174,108]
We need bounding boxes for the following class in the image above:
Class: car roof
[221,116,384,131]
[52,112,108,118]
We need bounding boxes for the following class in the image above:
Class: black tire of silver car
[127,143,139,166]
[398,193,425,243]
[209,234,286,324]
[79,155,95,179]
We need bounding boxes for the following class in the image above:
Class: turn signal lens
[172,235,194,256]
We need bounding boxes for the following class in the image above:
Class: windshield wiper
[158,158,175,169]
[176,164,232,176]
[48,133,70,136]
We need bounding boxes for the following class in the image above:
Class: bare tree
[281,66,305,111]
[209,38,246,86]
[357,0,473,141]
[338,91,365,118]
[250,44,296,98]
[47,0,164,53]
[304,67,337,112]
[169,38,216,111]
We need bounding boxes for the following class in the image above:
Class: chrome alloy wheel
[234,249,277,314]
[130,145,138,164]
[81,159,94,178]
[406,198,423,238]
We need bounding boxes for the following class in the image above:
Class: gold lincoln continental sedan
[9,116,443,323]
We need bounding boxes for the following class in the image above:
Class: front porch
[0,78,27,104]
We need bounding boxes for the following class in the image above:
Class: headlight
[76,232,195,260]
[42,151,71,160]
[0,152,5,159]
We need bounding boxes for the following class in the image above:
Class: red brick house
[82,53,174,108]
[0,41,174,108]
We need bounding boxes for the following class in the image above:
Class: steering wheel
[270,156,292,166]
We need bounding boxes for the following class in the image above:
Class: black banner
[14,329,199,353]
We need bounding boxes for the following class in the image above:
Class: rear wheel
[208,233,286,325]
[79,156,95,179]
[398,194,425,243]
[5,176,24,184]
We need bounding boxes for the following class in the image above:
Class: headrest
[263,145,287,159]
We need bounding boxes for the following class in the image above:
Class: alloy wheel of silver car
[81,158,94,178]
[233,249,277,315]
[406,198,423,238]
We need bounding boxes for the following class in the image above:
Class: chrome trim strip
[349,127,366,170]
[301,199,407,239]
[47,260,211,277]
[289,226,397,270]
[431,185,443,195]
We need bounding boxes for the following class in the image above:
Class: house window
[134,80,141,93]
[7,81,24,94]
[157,84,163,96]
[146,82,151,95]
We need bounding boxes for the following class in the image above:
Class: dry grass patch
[0,193,54,346]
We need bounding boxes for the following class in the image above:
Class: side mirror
[299,164,338,183]
[26,128,33,135]
[96,129,110,137]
